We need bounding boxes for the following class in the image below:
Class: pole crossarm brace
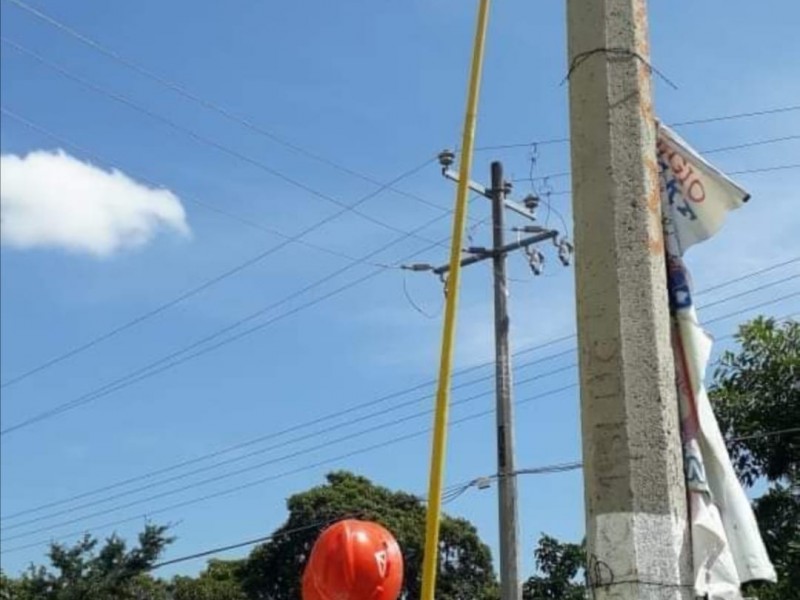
[431,230,557,276]
[442,168,537,222]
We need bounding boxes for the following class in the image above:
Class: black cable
[0,107,397,270]
[148,519,335,571]
[698,274,799,311]
[0,383,579,554]
[514,161,800,186]
[476,105,800,151]
[7,245,794,438]
[2,262,794,522]
[670,105,800,127]
[14,421,796,562]
[2,53,795,392]
[0,107,437,391]
[2,0,451,216]
[5,284,797,539]
[0,344,574,523]
[0,365,579,538]
[704,291,799,325]
[0,224,448,435]
[521,133,800,184]
[0,37,447,248]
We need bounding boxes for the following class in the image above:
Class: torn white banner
[658,123,776,599]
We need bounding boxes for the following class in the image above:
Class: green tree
[711,316,799,486]
[710,316,799,600]
[522,535,584,600]
[240,471,498,600]
[170,559,247,600]
[1,524,172,600]
[0,570,21,600]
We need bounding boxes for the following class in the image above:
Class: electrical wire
[0,107,396,270]
[521,133,800,185]
[698,274,799,311]
[0,37,449,248]
[14,422,797,563]
[2,261,795,524]
[2,0,451,215]
[146,461,580,570]
[148,518,337,571]
[0,346,577,524]
[475,105,800,151]
[0,107,439,391]
[0,383,579,554]
[4,289,797,543]
[5,256,792,436]
[0,365,580,538]
[0,347,576,525]
[1,61,795,391]
[139,419,800,570]
[0,219,452,435]
[514,162,800,186]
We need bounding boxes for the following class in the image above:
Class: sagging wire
[402,270,442,320]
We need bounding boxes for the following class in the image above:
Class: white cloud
[0,149,189,257]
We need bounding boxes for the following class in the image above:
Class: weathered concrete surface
[566,0,694,598]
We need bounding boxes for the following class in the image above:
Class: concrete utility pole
[490,161,521,600]
[565,1,693,599]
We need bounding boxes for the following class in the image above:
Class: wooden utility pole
[489,161,522,600]
[565,0,693,598]
[409,156,569,600]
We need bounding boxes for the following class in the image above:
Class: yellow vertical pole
[419,1,491,599]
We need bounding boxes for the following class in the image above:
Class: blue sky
[1,0,798,580]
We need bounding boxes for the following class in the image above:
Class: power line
[2,255,790,436]
[475,105,800,151]
[0,218,452,435]
[697,257,800,296]
[704,291,800,325]
[148,460,585,571]
[514,162,800,186]
[0,366,579,538]
[4,288,797,543]
[0,346,574,523]
[670,105,800,127]
[523,134,800,183]
[5,418,796,557]
[148,518,338,571]
[730,163,800,175]
[2,0,451,216]
[698,274,800,311]
[0,107,397,270]
[732,427,800,442]
[0,106,433,389]
[0,37,450,248]
[2,78,795,394]
[0,383,577,554]
[11,0,796,169]
[2,261,795,522]
[125,422,800,569]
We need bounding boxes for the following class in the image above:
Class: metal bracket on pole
[442,168,538,222]
[431,230,557,277]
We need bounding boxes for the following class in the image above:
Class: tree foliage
[171,559,247,600]
[240,471,498,600]
[521,534,585,600]
[710,316,799,486]
[0,525,172,600]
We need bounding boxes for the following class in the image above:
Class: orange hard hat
[302,519,404,600]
